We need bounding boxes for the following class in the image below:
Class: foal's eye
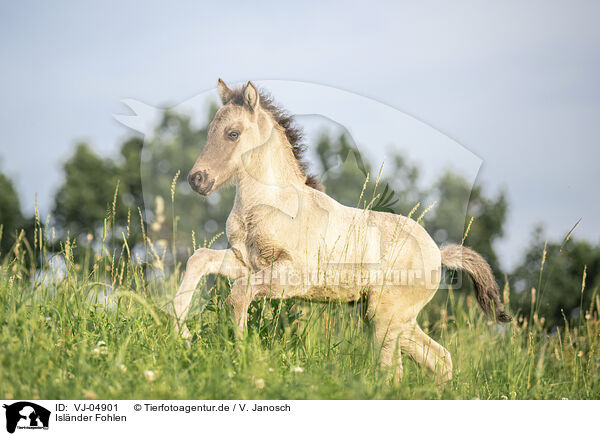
[228,130,239,140]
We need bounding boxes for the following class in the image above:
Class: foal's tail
[440,244,512,323]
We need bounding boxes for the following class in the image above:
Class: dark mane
[227,88,323,191]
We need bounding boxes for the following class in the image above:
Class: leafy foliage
[512,226,600,327]
[52,143,127,239]
[0,170,34,258]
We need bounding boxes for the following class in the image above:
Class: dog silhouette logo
[2,402,50,433]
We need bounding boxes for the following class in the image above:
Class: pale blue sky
[1,1,599,269]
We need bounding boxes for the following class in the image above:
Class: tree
[314,132,424,214]
[52,143,128,240]
[511,226,600,327]
[425,172,508,277]
[0,171,27,256]
[118,137,144,212]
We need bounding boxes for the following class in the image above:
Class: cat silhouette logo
[2,402,50,433]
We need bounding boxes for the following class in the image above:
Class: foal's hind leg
[373,317,404,381]
[373,317,452,384]
[369,287,451,383]
[369,291,409,380]
[397,323,452,384]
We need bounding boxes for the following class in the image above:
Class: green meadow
[1,215,598,400]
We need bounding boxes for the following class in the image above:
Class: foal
[170,79,511,382]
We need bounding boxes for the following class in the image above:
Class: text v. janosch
[143,403,291,412]
[55,403,126,422]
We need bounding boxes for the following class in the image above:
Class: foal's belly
[299,285,363,303]
[290,264,376,302]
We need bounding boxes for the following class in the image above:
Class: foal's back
[288,186,442,289]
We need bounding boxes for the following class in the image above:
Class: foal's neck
[234,128,306,212]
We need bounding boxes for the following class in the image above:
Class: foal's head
[188,79,321,195]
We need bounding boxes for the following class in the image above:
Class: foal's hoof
[391,369,404,385]
[184,333,200,349]
[177,324,192,339]
[436,373,453,390]
[382,364,403,385]
[175,324,197,348]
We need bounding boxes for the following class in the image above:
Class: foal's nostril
[188,171,205,190]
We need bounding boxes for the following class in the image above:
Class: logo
[2,402,50,434]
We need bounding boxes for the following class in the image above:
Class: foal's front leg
[171,248,247,339]
[228,262,302,331]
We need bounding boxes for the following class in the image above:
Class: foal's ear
[243,81,260,111]
[217,78,233,104]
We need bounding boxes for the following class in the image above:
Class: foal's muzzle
[188,170,215,195]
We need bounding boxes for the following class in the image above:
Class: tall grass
[0,194,599,400]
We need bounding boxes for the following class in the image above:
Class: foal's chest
[226,205,298,271]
